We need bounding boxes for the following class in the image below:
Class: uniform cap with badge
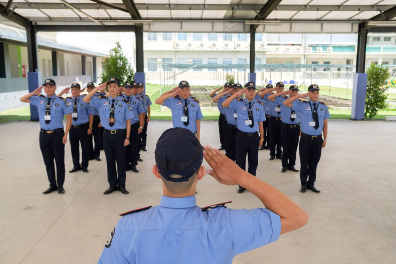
[71,82,81,89]
[233,83,242,89]
[155,128,203,183]
[43,79,56,86]
[178,80,190,88]
[124,82,133,88]
[289,85,299,91]
[244,82,256,90]
[266,84,273,88]
[224,82,230,88]
[138,83,144,87]
[87,82,95,87]
[276,82,284,87]
[107,77,119,85]
[308,84,320,91]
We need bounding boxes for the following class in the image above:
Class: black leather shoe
[58,186,65,194]
[142,147,147,151]
[288,166,299,172]
[308,185,320,193]
[119,185,129,194]
[69,167,81,173]
[89,157,95,160]
[95,157,101,161]
[125,164,131,171]
[259,146,264,150]
[237,186,245,194]
[131,166,139,173]
[269,156,275,160]
[276,156,282,159]
[104,186,117,195]
[137,158,143,162]
[43,186,58,194]
[281,167,287,173]
[300,186,307,193]
[82,168,89,173]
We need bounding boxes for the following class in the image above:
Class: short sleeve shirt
[292,99,330,135]
[122,94,145,124]
[70,95,93,125]
[275,96,300,125]
[229,98,266,133]
[265,93,282,118]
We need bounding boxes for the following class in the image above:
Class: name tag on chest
[309,121,316,127]
[44,115,51,121]
[275,107,281,112]
[291,113,296,119]
[181,116,188,122]
[234,113,237,118]
[245,120,252,126]
[72,113,78,118]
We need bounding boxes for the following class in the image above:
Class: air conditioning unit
[198,43,205,49]
[274,47,281,53]
[235,43,242,49]
[211,43,218,49]
[307,47,313,53]
[317,47,323,53]
[295,47,302,52]
[224,43,231,49]
[327,47,333,52]
[284,47,291,53]
[174,42,182,49]
[187,42,193,49]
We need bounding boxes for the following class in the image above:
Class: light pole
[158,58,162,96]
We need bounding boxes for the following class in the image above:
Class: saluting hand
[80,87,86,93]
[60,87,70,95]
[170,88,181,97]
[32,86,42,96]
[118,87,124,94]
[97,83,107,93]
[204,146,245,186]
[299,93,309,99]
[168,87,179,94]
[236,88,246,97]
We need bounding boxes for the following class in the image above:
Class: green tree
[100,42,134,86]
[365,63,390,118]
[225,73,235,84]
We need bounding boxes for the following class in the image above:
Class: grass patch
[0,106,31,124]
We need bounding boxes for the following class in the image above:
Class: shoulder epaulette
[174,95,181,99]
[38,94,45,98]
[119,206,152,216]
[300,99,308,103]
[192,98,200,103]
[256,100,263,106]
[271,92,276,94]
[281,95,287,98]
[59,96,67,100]
[201,201,232,212]
[145,94,150,98]
[226,95,230,98]
[122,98,129,104]
[237,98,243,101]
[98,95,108,99]
[319,101,327,106]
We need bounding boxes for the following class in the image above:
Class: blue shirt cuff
[266,209,281,243]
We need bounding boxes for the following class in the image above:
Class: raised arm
[155,87,180,105]
[83,83,106,103]
[268,90,289,102]
[209,87,224,98]
[20,87,42,103]
[212,90,229,103]
[258,87,276,98]
[222,88,245,108]
[57,87,70,97]
[283,93,308,108]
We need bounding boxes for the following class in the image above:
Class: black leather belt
[104,128,126,135]
[266,115,271,118]
[93,115,100,118]
[238,130,258,136]
[268,116,282,121]
[282,123,300,128]
[301,132,322,139]
[226,122,237,128]
[131,121,139,126]
[41,128,63,134]
[72,122,89,128]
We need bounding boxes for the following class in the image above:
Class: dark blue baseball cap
[266,84,273,88]
[308,84,320,91]
[276,82,285,87]
[179,80,190,88]
[43,79,56,86]
[124,82,133,88]
[289,85,299,91]
[87,82,95,87]
[245,82,256,90]
[233,83,242,89]
[107,77,119,85]
[155,128,203,182]
[71,82,81,89]
[224,82,230,87]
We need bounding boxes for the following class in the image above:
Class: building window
[382,61,389,65]
[384,37,391,41]
[148,33,157,41]
[373,37,381,41]
[223,33,232,41]
[193,33,202,41]
[223,58,232,72]
[148,58,157,71]
[178,58,188,64]
[312,61,318,71]
[178,33,187,41]
[255,33,262,41]
[237,58,247,71]
[162,58,172,71]
[192,59,202,71]
[238,34,247,41]
[208,58,217,72]
[208,33,217,41]
[255,58,261,71]
[163,33,172,41]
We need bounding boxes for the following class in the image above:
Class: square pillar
[93,56,97,82]
[250,28,256,73]
[51,51,58,76]
[26,22,40,120]
[135,26,144,73]
[351,73,368,120]
[81,55,86,75]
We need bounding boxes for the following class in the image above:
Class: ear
[197,166,205,181]
[152,165,162,179]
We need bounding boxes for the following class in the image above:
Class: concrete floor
[1,120,396,264]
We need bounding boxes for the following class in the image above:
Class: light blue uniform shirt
[139,94,152,113]
[70,95,93,126]
[163,95,204,133]
[211,94,226,115]
[292,99,331,136]
[122,94,145,124]
[275,96,301,125]
[90,92,105,116]
[224,95,238,126]
[255,94,268,116]
[265,93,282,117]
[229,98,266,133]
[98,195,281,264]
[30,94,72,130]
[90,95,134,130]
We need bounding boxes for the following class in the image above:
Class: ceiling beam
[36,25,135,32]
[59,0,105,25]
[370,6,396,21]
[0,2,30,28]
[251,0,282,30]
[368,26,396,32]
[1,3,393,12]
[122,0,141,20]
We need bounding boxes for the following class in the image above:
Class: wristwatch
[88,127,93,129]
[139,127,144,129]
[126,138,130,140]
[260,139,264,142]
[323,140,327,143]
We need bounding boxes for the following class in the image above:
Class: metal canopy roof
[0,0,395,33]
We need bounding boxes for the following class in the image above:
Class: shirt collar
[47,94,56,99]
[160,195,197,209]
[309,99,318,106]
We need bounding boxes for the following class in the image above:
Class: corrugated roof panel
[279,0,310,4]
[293,11,330,19]
[202,10,227,18]
[354,11,382,19]
[343,0,382,5]
[309,0,348,4]
[140,10,171,18]
[105,9,131,17]
[267,11,298,19]
[80,9,110,17]
[51,9,81,17]
[14,9,47,17]
[323,11,360,19]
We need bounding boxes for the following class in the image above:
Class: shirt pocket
[239,110,249,119]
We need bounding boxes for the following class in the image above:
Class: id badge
[72,113,78,118]
[291,114,297,119]
[309,121,316,127]
[245,120,252,126]
[109,118,116,124]
[181,116,188,122]
[275,107,281,112]
[234,113,237,118]
[44,115,51,121]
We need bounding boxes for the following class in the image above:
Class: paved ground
[1,120,396,264]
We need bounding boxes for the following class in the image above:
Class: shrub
[365,63,391,118]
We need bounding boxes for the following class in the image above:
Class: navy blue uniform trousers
[218,113,225,148]
[236,131,260,176]
[299,135,323,187]
[140,114,148,149]
[263,116,270,147]
[269,117,282,157]
[70,123,90,169]
[281,123,300,168]
[103,129,126,188]
[39,130,65,188]
[223,122,237,161]
[126,121,140,167]
[89,115,102,158]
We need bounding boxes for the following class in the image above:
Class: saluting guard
[138,83,152,152]
[210,83,231,150]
